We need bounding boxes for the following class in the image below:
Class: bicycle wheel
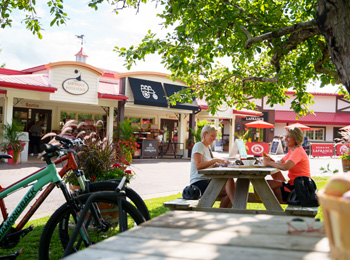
[38,193,145,260]
[88,181,151,220]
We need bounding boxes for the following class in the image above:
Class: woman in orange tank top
[262,127,311,202]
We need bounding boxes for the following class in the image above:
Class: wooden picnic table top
[64,210,330,260]
[198,166,280,177]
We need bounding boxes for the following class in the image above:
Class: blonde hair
[287,127,304,146]
[201,124,218,141]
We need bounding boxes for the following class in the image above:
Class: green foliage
[115,119,138,142]
[320,164,339,174]
[190,119,222,143]
[1,120,24,143]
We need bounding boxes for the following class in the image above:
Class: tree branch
[314,39,340,82]
[243,19,319,49]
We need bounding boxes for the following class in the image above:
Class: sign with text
[142,139,159,158]
[311,143,334,157]
[246,142,269,156]
[336,143,349,156]
[229,139,247,158]
[270,139,284,155]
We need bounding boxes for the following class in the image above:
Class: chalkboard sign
[142,139,159,158]
[229,139,247,158]
[270,139,283,155]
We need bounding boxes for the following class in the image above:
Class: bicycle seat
[0,154,13,159]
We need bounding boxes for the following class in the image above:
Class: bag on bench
[182,185,201,200]
[287,176,319,207]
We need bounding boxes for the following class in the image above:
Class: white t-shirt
[190,142,213,184]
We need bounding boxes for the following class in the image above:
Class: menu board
[142,139,159,158]
[270,139,284,155]
[229,139,247,158]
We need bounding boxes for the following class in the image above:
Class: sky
[0,1,340,94]
[0,1,169,73]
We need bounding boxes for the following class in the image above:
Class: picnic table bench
[65,210,329,260]
[164,166,318,217]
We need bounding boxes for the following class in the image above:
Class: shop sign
[311,143,334,157]
[142,140,158,157]
[246,142,269,156]
[25,103,39,108]
[246,116,264,121]
[336,143,349,156]
[62,74,89,95]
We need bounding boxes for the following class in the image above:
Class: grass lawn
[0,176,329,259]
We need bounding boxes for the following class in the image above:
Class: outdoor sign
[336,143,349,156]
[142,139,159,158]
[311,143,334,157]
[229,139,247,158]
[246,142,269,156]
[270,139,284,155]
[62,71,89,95]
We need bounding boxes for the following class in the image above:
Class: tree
[1,0,350,115]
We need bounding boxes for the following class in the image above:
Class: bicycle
[37,146,146,259]
[0,136,147,259]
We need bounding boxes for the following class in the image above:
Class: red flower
[113,163,122,168]
[125,170,132,174]
[91,176,97,182]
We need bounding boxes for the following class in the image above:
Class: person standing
[29,120,42,155]
[189,124,235,208]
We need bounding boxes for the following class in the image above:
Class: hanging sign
[229,139,247,159]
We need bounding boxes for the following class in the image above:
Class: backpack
[287,176,319,207]
[182,185,201,200]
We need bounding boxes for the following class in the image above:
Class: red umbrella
[284,123,311,130]
[245,120,274,140]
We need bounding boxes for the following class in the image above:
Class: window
[60,112,76,126]
[305,128,324,141]
[78,113,92,122]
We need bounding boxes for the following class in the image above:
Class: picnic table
[64,210,330,260]
[197,166,284,214]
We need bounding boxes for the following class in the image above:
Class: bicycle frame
[0,152,78,231]
[0,164,62,242]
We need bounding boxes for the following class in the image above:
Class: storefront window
[142,118,154,129]
[60,112,76,126]
[305,128,324,141]
[78,113,92,122]
[94,114,104,121]
[129,117,141,128]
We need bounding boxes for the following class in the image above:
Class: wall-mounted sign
[62,69,89,95]
[25,103,39,108]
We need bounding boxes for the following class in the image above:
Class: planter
[318,190,350,259]
[342,159,350,172]
[7,150,20,165]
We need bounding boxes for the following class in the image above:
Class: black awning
[129,77,168,107]
[164,83,199,111]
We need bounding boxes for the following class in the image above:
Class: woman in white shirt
[190,124,235,208]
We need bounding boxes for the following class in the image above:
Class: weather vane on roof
[75,35,85,46]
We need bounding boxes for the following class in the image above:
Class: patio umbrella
[284,123,311,130]
[245,120,274,140]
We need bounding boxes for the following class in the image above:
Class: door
[160,119,178,142]
[30,109,52,135]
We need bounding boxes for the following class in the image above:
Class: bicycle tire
[87,181,151,221]
[38,193,145,260]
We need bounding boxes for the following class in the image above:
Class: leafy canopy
[1,0,347,115]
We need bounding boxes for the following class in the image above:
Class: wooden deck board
[64,211,330,260]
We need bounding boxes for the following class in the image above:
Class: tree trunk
[316,0,350,92]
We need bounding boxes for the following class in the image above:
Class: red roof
[0,68,30,75]
[233,109,263,117]
[197,99,209,110]
[0,74,57,93]
[285,91,341,97]
[275,111,350,125]
[98,81,128,100]
[75,47,88,57]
